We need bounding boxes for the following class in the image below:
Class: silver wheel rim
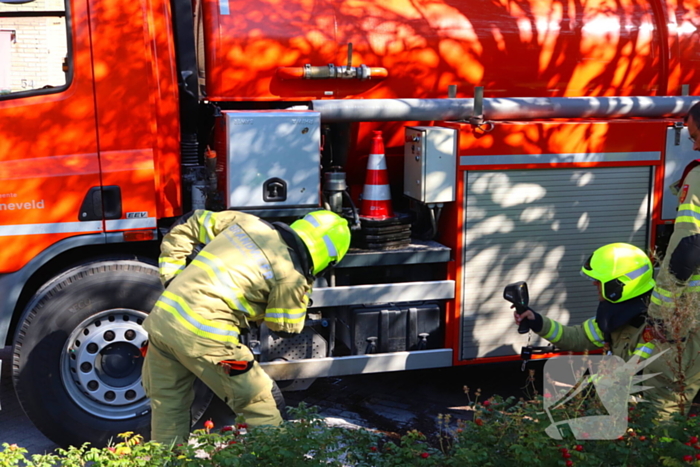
[60,309,150,419]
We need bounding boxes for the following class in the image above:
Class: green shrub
[3,401,700,467]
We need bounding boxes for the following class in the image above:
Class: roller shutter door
[460,167,652,360]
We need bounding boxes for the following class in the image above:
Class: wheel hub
[97,342,142,385]
[61,309,150,419]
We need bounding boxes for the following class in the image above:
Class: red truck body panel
[202,0,699,101]
[0,0,101,273]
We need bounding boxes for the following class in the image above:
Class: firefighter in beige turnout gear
[643,101,700,413]
[650,102,700,315]
[514,243,700,414]
[142,209,351,443]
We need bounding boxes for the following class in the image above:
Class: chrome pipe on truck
[309,95,700,123]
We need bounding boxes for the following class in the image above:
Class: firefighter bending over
[514,243,700,414]
[141,209,351,444]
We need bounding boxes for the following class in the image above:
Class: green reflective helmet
[581,243,655,303]
[290,210,351,275]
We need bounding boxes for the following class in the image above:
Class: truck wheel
[12,260,211,447]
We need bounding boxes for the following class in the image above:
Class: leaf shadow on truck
[0,0,698,450]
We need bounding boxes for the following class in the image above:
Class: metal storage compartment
[404,126,457,204]
[337,303,442,355]
[223,110,320,211]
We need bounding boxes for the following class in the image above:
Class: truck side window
[0,0,69,97]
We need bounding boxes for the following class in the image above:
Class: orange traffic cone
[360,131,394,220]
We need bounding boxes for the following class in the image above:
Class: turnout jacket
[534,293,656,361]
[144,210,313,357]
[650,161,700,316]
[536,315,654,361]
[533,293,700,414]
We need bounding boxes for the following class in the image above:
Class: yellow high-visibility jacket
[144,210,313,357]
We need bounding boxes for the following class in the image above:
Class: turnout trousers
[643,331,700,415]
[142,333,283,444]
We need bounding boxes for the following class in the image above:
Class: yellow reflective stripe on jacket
[543,320,563,343]
[652,273,700,304]
[264,307,307,324]
[192,251,256,318]
[629,342,655,359]
[159,257,186,277]
[198,211,216,244]
[652,286,676,305]
[191,250,257,317]
[688,274,700,292]
[676,203,700,227]
[583,318,605,347]
[156,291,240,344]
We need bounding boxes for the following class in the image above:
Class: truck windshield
[0,0,68,96]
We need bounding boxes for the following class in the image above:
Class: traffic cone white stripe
[366,153,387,170]
[362,184,392,200]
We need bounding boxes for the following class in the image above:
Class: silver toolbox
[224,110,321,210]
[404,126,457,204]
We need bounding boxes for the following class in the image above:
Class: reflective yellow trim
[583,318,605,347]
[543,320,563,343]
[678,203,700,213]
[629,342,655,359]
[159,257,186,276]
[676,203,700,226]
[264,308,306,324]
[651,285,677,306]
[157,291,240,343]
[197,211,216,244]
[191,251,257,317]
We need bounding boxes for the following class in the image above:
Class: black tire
[12,260,212,447]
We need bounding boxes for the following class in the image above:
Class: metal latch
[674,121,685,146]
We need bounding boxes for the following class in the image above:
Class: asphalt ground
[0,345,545,456]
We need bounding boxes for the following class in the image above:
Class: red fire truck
[0,0,698,448]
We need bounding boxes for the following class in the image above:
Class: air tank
[202,0,699,101]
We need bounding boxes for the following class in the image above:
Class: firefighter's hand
[513,307,535,325]
[512,307,544,333]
